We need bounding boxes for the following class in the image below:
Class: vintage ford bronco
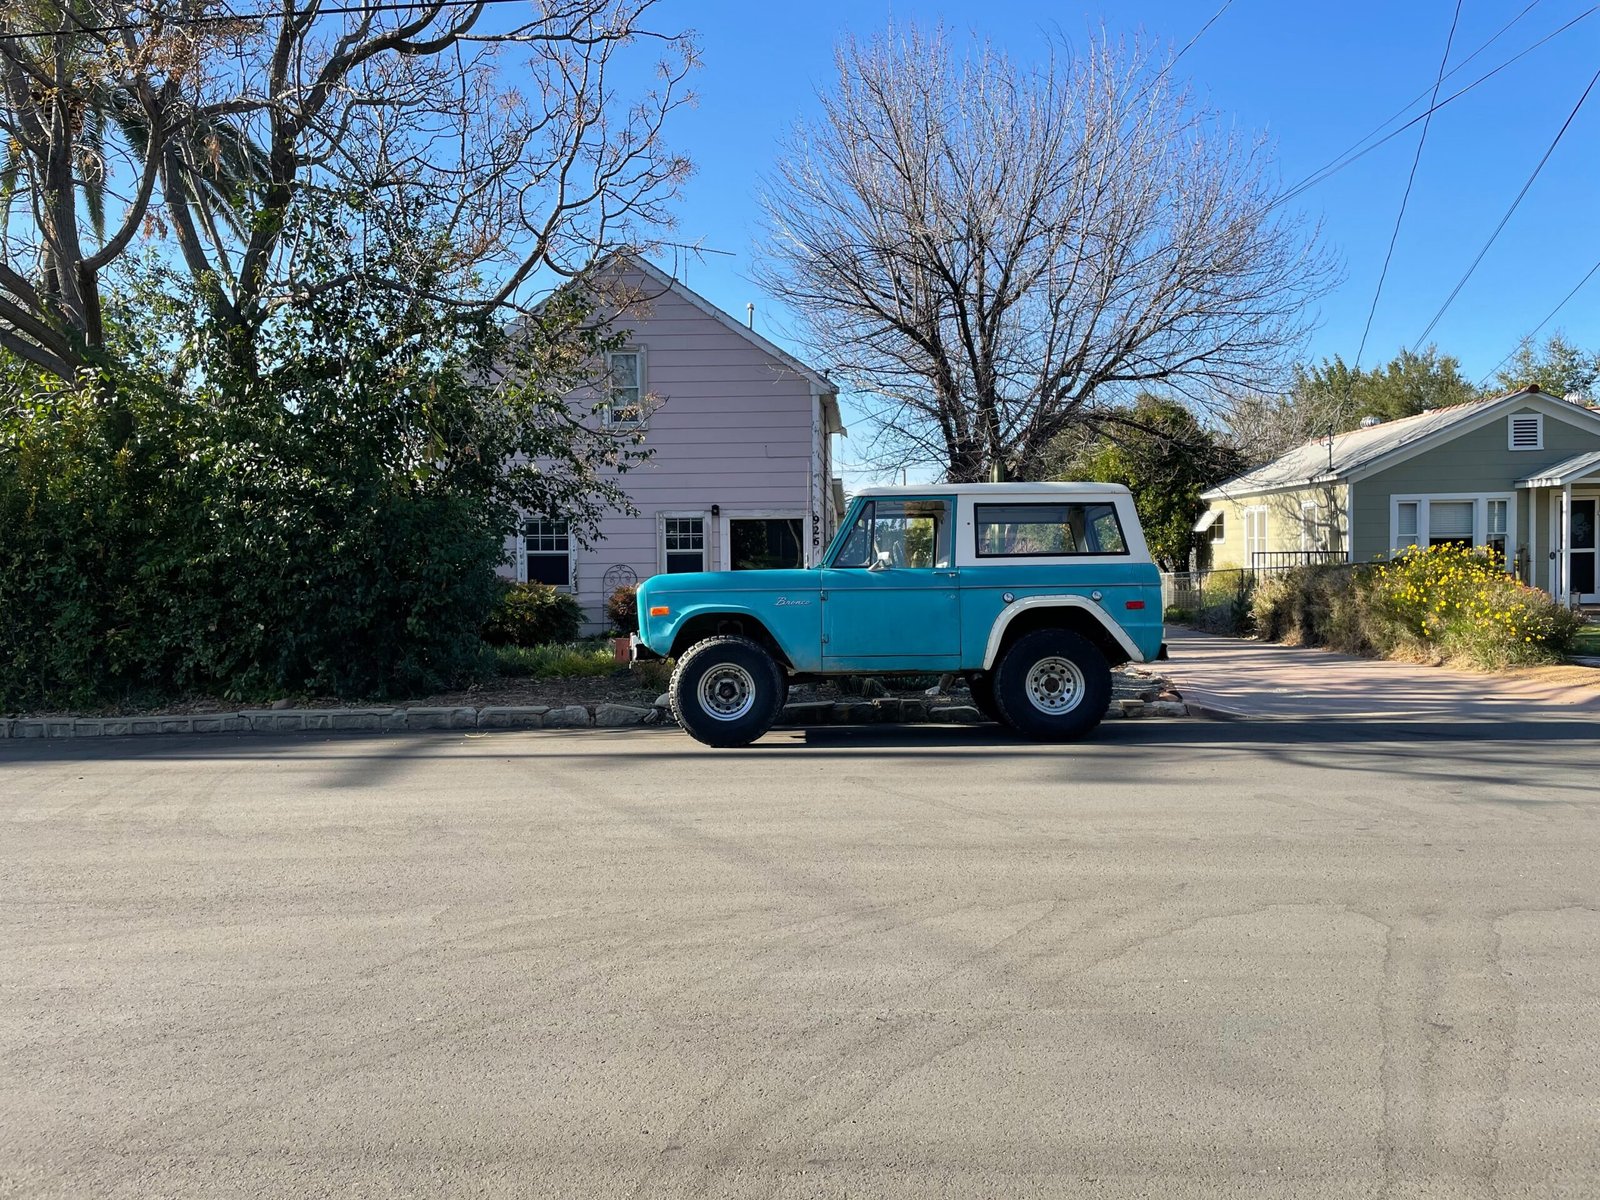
[633,483,1164,747]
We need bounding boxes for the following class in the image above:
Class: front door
[822,496,961,671]
[1571,498,1598,601]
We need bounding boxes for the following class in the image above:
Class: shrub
[607,584,639,635]
[1252,566,1372,655]
[482,582,584,647]
[1250,546,1580,669]
[1369,544,1582,669]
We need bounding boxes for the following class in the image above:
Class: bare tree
[0,0,695,380]
[757,24,1334,482]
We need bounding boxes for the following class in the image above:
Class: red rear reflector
[1125,600,1146,610]
[649,606,670,617]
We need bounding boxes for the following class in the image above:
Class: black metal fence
[1162,558,1359,634]
[1249,550,1348,570]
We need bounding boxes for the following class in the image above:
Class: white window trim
[658,510,709,575]
[718,509,808,571]
[521,517,577,592]
[601,346,648,429]
[1388,492,1516,554]
[1508,413,1543,451]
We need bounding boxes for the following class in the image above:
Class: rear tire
[992,629,1110,741]
[668,636,785,748]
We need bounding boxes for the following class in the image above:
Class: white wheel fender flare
[982,596,1144,671]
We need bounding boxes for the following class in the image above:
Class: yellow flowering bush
[1371,544,1583,668]
[1252,544,1582,670]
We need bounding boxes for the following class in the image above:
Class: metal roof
[1514,448,1600,488]
[1202,395,1511,498]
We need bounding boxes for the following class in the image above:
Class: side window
[830,499,952,568]
[974,503,1130,557]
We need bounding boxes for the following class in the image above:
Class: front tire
[668,636,785,748]
[992,629,1111,741]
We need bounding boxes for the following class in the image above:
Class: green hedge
[1252,546,1582,670]
[482,582,585,647]
[0,378,502,709]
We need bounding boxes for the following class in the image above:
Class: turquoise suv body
[635,483,1163,746]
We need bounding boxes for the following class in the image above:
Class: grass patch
[1570,623,1600,657]
[493,641,618,679]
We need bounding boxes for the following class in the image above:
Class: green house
[1195,386,1600,604]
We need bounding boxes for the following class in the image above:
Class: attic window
[1509,414,1543,451]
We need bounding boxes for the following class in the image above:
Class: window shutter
[1429,501,1474,538]
[1509,414,1542,450]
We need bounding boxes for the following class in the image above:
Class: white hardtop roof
[851,482,1132,498]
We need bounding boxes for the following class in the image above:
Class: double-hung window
[662,515,706,573]
[1391,495,1514,559]
[603,350,645,428]
[524,519,572,587]
[1244,507,1268,566]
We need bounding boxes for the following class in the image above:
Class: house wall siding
[501,265,831,631]
[1352,403,1600,589]
[1203,484,1348,569]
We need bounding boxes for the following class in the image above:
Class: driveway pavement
[1164,627,1600,721]
[4,719,1600,1198]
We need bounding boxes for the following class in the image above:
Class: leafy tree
[1224,346,1478,465]
[1051,394,1245,570]
[1494,333,1598,400]
[0,192,645,707]
[757,23,1333,483]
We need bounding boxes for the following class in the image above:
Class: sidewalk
[1164,627,1600,721]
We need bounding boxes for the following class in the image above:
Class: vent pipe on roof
[746,303,754,330]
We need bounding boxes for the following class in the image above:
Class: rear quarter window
[974,502,1130,557]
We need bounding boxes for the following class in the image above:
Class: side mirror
[869,550,892,572]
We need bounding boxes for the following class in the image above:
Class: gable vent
[1509,414,1543,451]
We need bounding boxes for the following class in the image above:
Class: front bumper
[629,633,662,663]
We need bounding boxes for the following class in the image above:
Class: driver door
[821,496,961,671]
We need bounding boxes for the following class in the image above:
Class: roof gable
[1202,388,1600,500]
[608,255,837,397]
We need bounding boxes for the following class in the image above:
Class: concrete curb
[0,696,1191,740]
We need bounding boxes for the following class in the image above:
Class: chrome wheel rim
[1025,656,1085,715]
[698,664,757,721]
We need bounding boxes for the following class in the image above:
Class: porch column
[1529,487,1538,590]
[1561,484,1573,605]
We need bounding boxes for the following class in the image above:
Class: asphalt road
[3,715,1599,1198]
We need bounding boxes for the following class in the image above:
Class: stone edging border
[0,695,1190,740]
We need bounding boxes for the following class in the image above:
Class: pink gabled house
[504,255,847,632]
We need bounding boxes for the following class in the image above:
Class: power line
[1354,0,1462,369]
[0,0,525,41]
[1477,257,1600,388]
[1413,63,1600,350]
[1301,0,1545,202]
[1275,4,1596,210]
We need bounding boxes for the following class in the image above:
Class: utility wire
[1477,257,1600,388]
[1413,63,1600,350]
[1275,4,1596,210]
[1355,0,1462,369]
[0,0,525,40]
[1304,0,1545,202]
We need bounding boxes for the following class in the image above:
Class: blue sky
[645,0,1599,478]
